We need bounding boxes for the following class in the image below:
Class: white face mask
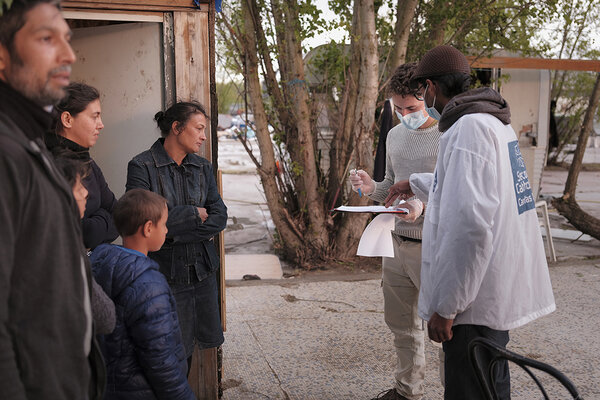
[423,84,442,121]
[396,109,429,130]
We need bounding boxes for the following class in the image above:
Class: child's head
[113,189,168,251]
[52,149,90,218]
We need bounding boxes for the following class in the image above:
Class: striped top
[369,121,442,239]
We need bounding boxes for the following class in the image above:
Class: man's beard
[7,54,71,107]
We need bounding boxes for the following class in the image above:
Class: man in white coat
[384,45,556,399]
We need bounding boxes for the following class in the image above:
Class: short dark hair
[51,148,90,187]
[154,101,209,137]
[432,73,472,98]
[114,189,167,237]
[387,63,420,97]
[0,0,60,56]
[54,82,101,134]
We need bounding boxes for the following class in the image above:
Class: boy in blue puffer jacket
[91,189,195,400]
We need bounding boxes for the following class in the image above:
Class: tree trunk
[385,0,419,80]
[333,0,379,256]
[241,0,304,259]
[552,72,600,240]
[327,23,360,213]
[553,197,600,239]
[250,0,290,130]
[240,0,331,263]
[281,0,330,254]
[427,0,449,46]
[222,0,395,265]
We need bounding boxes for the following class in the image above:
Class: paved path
[221,259,600,399]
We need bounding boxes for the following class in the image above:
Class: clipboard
[332,205,408,214]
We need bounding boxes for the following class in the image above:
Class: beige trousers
[382,235,443,400]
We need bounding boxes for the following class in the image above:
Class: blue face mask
[424,84,442,121]
[396,109,429,130]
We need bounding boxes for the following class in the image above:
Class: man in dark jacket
[0,1,105,398]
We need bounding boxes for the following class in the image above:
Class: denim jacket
[126,139,227,283]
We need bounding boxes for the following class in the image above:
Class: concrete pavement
[220,259,600,399]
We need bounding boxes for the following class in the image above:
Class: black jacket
[0,79,105,399]
[91,244,194,400]
[45,133,119,249]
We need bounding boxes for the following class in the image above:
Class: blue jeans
[170,269,224,358]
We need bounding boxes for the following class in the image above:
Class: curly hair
[387,62,420,97]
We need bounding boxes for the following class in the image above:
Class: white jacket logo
[508,141,534,214]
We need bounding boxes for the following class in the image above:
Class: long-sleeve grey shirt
[369,122,442,239]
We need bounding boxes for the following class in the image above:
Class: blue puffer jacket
[91,244,195,400]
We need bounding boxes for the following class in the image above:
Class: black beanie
[412,45,471,82]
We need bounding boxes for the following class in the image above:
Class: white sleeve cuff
[409,173,434,202]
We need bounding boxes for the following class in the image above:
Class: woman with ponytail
[46,82,119,250]
[126,101,228,371]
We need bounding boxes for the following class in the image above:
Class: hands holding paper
[384,179,414,207]
[349,169,375,196]
[348,171,422,221]
[397,199,423,222]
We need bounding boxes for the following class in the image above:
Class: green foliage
[216,81,243,114]
[326,0,352,34]
[298,0,325,42]
[540,0,600,60]
[215,2,245,76]
[219,0,566,121]
[541,0,600,163]
[290,160,304,177]
[405,0,557,61]
[305,41,349,95]
[375,0,396,58]
[550,71,599,163]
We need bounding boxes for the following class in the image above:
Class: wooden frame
[173,11,212,158]
[62,10,163,21]
[468,56,600,72]
[62,0,209,12]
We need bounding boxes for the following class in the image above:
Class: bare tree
[547,0,598,165]
[384,0,419,81]
[552,72,600,240]
[223,0,378,265]
[217,0,568,267]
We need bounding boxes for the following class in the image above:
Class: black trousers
[442,324,511,400]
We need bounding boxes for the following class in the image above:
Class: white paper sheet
[334,204,408,214]
[356,213,396,257]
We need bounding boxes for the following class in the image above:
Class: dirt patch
[282,256,382,282]
[221,379,242,390]
[226,256,382,287]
